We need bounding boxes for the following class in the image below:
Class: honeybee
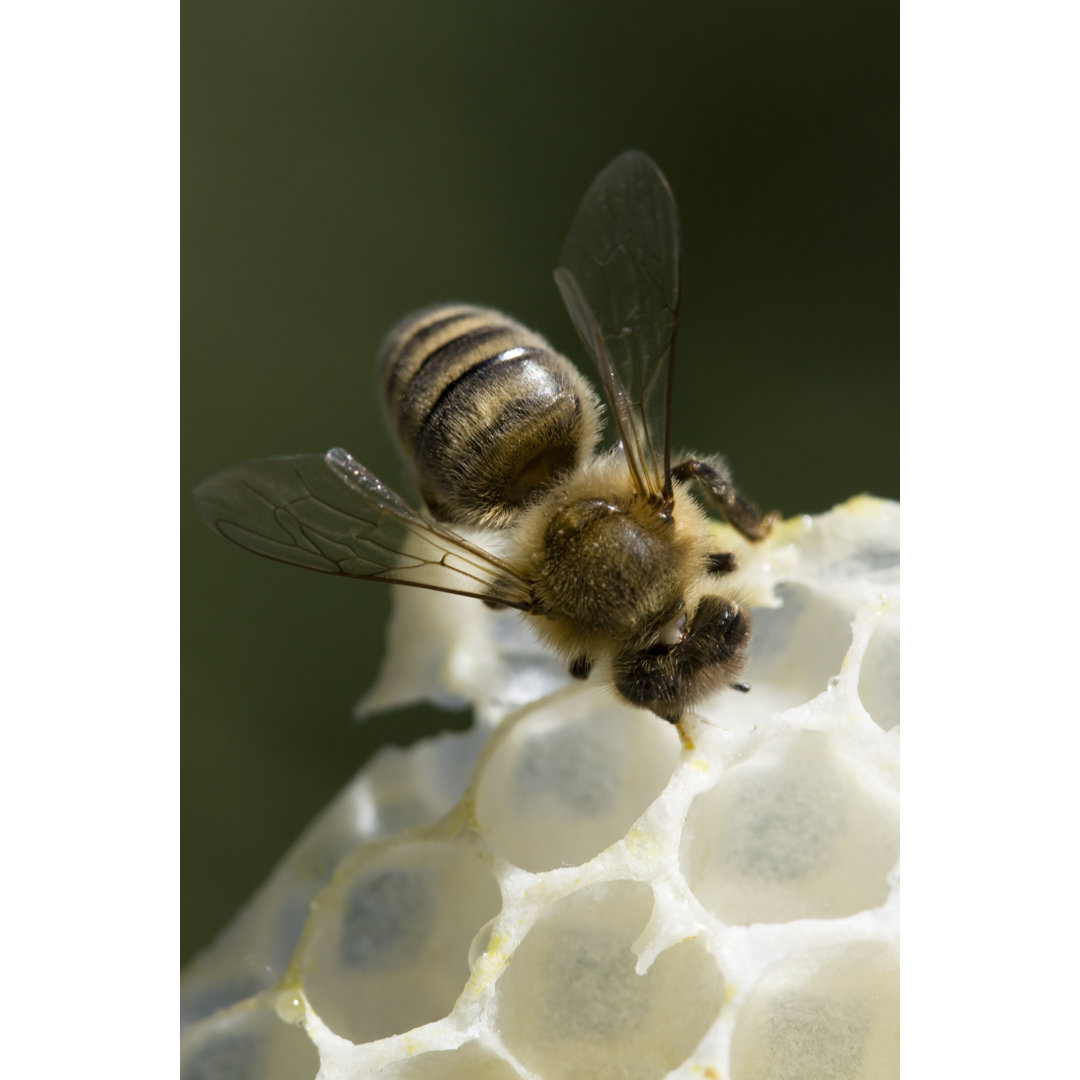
[194,151,777,724]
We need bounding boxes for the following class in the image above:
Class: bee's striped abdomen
[381,304,600,528]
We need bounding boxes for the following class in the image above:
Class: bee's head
[612,597,751,724]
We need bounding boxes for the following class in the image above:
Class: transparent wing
[193,448,535,609]
[555,150,681,500]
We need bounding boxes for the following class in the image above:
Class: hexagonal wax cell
[739,583,855,715]
[495,881,724,1080]
[180,998,319,1080]
[728,940,899,1080]
[475,689,680,871]
[681,730,899,924]
[298,839,502,1042]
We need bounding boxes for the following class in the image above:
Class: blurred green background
[182,0,897,963]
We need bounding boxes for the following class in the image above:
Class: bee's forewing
[555,149,681,499]
[193,449,534,608]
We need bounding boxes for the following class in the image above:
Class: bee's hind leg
[672,456,778,541]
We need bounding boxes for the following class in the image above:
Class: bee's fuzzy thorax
[507,450,721,665]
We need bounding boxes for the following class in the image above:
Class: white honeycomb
[181,495,900,1080]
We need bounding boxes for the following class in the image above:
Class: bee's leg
[706,552,736,576]
[672,457,778,541]
[569,655,593,680]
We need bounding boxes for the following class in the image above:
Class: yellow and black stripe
[380,304,600,528]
